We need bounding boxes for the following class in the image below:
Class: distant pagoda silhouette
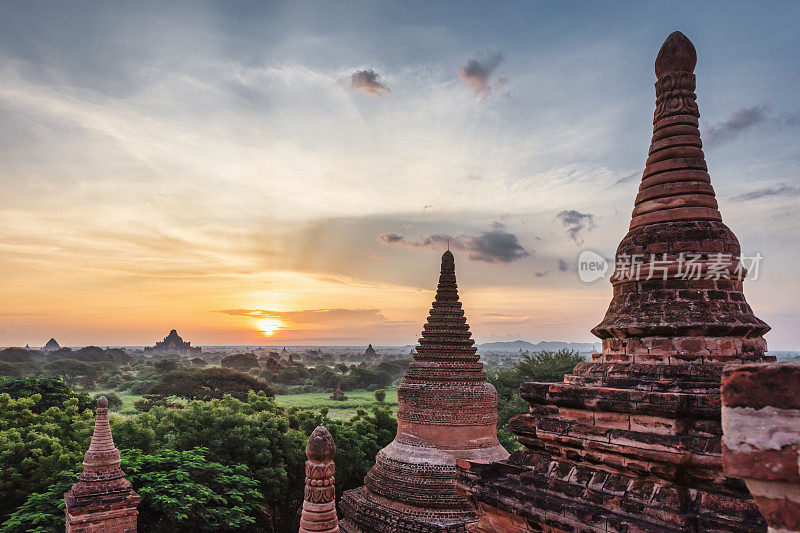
[44,338,60,351]
[340,251,508,532]
[458,31,771,532]
[144,328,200,356]
[65,396,139,532]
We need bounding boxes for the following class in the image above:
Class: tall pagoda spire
[593,30,769,343]
[65,396,139,532]
[340,251,508,533]
[457,31,772,532]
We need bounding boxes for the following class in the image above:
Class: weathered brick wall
[457,32,771,533]
[722,363,800,533]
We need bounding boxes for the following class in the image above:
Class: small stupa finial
[655,31,697,77]
[299,426,339,533]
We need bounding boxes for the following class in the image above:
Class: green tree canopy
[146,367,274,401]
[221,353,259,372]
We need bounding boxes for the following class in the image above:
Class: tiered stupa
[364,344,377,359]
[340,250,508,532]
[64,396,140,532]
[300,426,340,533]
[457,32,772,532]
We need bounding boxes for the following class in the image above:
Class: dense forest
[0,346,583,532]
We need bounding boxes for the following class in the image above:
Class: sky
[0,1,798,349]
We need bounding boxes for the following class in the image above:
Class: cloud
[533,271,549,278]
[705,106,767,147]
[613,171,639,185]
[556,210,595,245]
[458,52,503,95]
[378,222,530,263]
[218,307,389,326]
[731,183,800,201]
[349,69,390,96]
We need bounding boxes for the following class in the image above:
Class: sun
[255,317,285,337]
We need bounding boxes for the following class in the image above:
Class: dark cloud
[349,69,390,97]
[378,232,404,243]
[378,222,530,263]
[556,210,595,245]
[705,106,766,147]
[458,52,503,95]
[557,259,570,272]
[533,271,549,278]
[731,183,800,201]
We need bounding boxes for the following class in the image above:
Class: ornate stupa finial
[299,426,339,533]
[655,31,697,77]
[65,397,139,532]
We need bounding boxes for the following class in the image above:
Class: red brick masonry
[456,31,771,532]
[64,396,140,533]
[300,426,340,533]
[340,251,508,532]
[722,363,800,533]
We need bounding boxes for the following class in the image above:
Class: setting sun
[256,317,285,337]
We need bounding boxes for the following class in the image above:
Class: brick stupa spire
[65,396,140,532]
[299,426,339,533]
[340,250,508,532]
[458,32,772,532]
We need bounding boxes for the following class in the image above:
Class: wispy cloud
[556,210,595,245]
[349,69,390,96]
[613,171,639,185]
[458,52,503,95]
[705,106,767,147]
[378,222,530,263]
[731,183,800,201]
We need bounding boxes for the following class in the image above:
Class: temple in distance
[144,329,201,356]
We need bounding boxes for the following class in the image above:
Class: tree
[112,393,306,531]
[43,358,102,383]
[153,359,180,373]
[146,367,274,401]
[374,389,386,403]
[0,377,93,413]
[0,468,77,533]
[2,448,263,533]
[0,349,30,363]
[489,349,585,452]
[221,353,259,372]
[0,395,93,523]
[324,405,397,497]
[124,447,263,532]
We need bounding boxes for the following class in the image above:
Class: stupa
[457,32,772,532]
[330,383,348,401]
[364,344,377,359]
[300,426,340,533]
[340,251,508,532]
[64,396,140,532]
[44,338,60,351]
